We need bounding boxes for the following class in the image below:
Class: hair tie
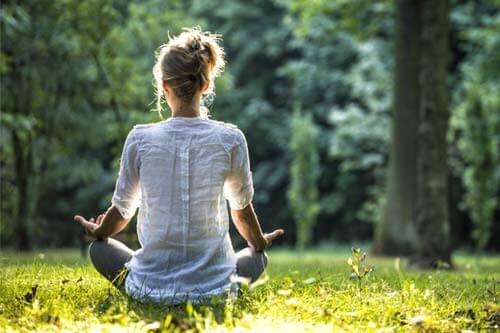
[190,41,200,52]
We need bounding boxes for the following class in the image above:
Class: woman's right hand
[231,203,285,251]
[74,213,105,238]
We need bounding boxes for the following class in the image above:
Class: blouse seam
[133,128,144,172]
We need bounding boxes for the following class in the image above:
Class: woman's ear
[162,80,171,97]
[201,82,210,93]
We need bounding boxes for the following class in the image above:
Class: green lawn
[0,248,498,332]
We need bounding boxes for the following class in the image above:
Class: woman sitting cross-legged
[73,27,284,304]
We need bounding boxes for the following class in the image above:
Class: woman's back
[114,117,253,302]
[74,28,283,305]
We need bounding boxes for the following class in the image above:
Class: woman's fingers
[74,215,87,225]
[96,214,105,225]
[262,228,285,249]
[266,229,285,242]
[74,215,97,234]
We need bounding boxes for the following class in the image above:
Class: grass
[0,247,498,332]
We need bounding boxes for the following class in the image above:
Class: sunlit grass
[0,248,498,332]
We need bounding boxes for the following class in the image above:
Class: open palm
[74,214,104,238]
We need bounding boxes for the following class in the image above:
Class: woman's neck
[171,106,200,118]
[170,95,202,118]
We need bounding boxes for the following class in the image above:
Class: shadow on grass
[93,286,240,331]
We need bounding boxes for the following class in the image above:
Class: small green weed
[347,247,373,285]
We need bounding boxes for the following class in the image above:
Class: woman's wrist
[249,236,267,252]
[92,225,109,240]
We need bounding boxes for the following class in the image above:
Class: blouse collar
[166,116,204,122]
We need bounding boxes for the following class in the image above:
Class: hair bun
[153,27,226,118]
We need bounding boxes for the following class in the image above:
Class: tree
[414,0,451,266]
[288,109,320,249]
[374,0,420,255]
[375,1,419,254]
[0,0,127,250]
[375,0,451,266]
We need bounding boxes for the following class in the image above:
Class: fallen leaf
[303,278,316,285]
[277,289,292,296]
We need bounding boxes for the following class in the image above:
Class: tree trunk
[376,0,451,266]
[375,0,420,255]
[411,0,451,267]
[12,132,34,251]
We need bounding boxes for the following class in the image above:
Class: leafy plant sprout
[347,247,374,287]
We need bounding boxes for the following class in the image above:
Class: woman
[74,27,284,304]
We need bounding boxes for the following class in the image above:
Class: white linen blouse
[111,116,254,303]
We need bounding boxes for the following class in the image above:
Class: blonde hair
[152,27,225,118]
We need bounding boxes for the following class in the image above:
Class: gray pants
[89,238,268,288]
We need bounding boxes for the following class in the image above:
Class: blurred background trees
[449,3,500,252]
[288,109,320,249]
[1,0,498,253]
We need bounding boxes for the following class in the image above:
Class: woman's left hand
[263,229,285,248]
[74,214,105,239]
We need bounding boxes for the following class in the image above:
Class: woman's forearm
[94,206,130,239]
[230,203,267,251]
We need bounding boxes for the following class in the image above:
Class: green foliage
[449,2,500,250]
[0,249,498,331]
[451,89,499,250]
[288,110,320,249]
[286,0,393,40]
[279,0,394,242]
[327,39,391,228]
[0,0,135,248]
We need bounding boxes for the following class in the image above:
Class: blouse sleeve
[111,128,141,219]
[223,129,254,210]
